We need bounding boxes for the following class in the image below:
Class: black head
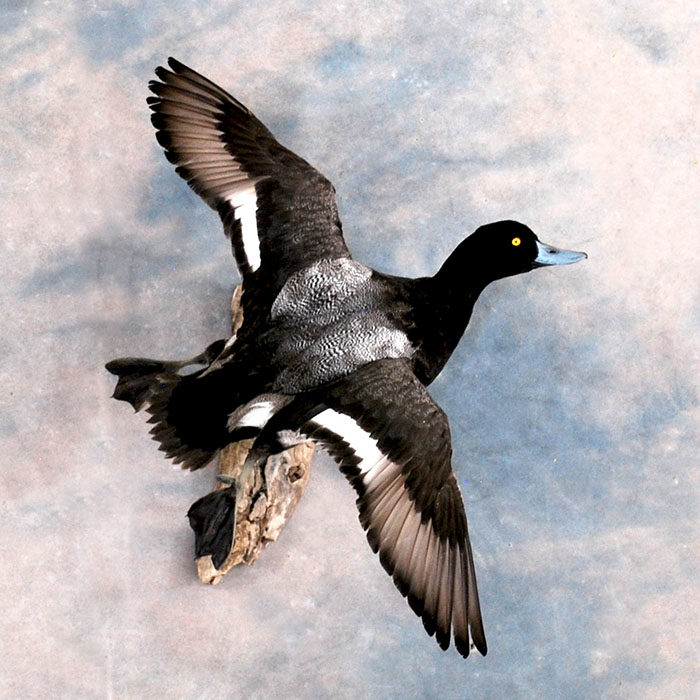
[446,220,587,284]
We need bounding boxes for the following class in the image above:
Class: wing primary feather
[376,492,413,573]
[149,83,226,113]
[158,61,244,110]
[427,537,448,649]
[420,531,440,637]
[452,548,471,657]
[150,99,224,122]
[363,462,402,502]
[389,504,422,597]
[378,489,413,555]
[436,537,455,651]
[464,538,487,655]
[361,455,395,488]
[406,519,432,617]
[368,479,406,537]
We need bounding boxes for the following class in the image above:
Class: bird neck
[409,251,492,385]
[433,236,495,292]
[432,238,494,320]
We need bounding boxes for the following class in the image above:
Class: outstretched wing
[279,359,487,657]
[148,58,350,317]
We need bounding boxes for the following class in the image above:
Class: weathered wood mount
[190,286,315,584]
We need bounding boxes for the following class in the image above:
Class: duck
[106,58,587,659]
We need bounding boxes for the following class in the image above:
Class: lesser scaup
[107,58,586,658]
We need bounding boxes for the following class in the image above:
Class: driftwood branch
[193,286,315,585]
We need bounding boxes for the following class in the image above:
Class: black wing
[276,359,487,657]
[148,58,350,319]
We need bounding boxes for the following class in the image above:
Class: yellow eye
[511,237,521,247]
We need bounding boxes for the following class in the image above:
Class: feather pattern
[147,57,350,316]
[279,359,487,657]
[107,60,598,660]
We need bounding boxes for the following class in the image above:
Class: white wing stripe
[227,185,261,271]
[227,394,291,431]
[228,401,275,429]
[312,408,385,469]
[306,403,481,654]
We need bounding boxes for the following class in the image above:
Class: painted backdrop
[2,1,698,697]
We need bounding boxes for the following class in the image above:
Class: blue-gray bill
[534,240,588,267]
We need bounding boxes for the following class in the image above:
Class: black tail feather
[105,346,230,471]
[105,357,179,411]
[144,374,218,471]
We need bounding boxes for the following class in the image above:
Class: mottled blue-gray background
[2,1,698,698]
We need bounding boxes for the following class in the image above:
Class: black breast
[378,275,480,386]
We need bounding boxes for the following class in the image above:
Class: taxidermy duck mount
[106,58,587,658]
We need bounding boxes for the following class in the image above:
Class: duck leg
[186,439,259,579]
[186,446,268,570]
[188,439,314,584]
[186,285,316,583]
[187,481,239,569]
[185,448,270,568]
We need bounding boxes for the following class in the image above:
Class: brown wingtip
[470,627,488,656]
[167,57,187,72]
